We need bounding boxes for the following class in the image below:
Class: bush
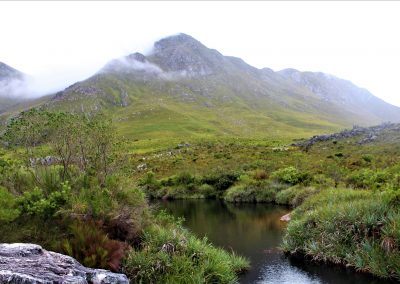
[224,179,282,203]
[311,174,335,188]
[362,154,373,163]
[291,187,318,207]
[224,184,255,203]
[275,186,299,205]
[122,212,249,283]
[17,182,70,218]
[282,189,400,279]
[140,171,162,198]
[174,172,196,185]
[198,184,216,198]
[347,169,390,189]
[62,221,128,271]
[201,171,239,192]
[252,169,268,180]
[0,186,20,222]
[271,166,309,185]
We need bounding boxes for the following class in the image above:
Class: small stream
[154,199,397,284]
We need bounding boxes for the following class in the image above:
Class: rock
[177,143,191,149]
[0,243,129,284]
[127,52,146,63]
[293,122,397,150]
[136,163,147,171]
[29,156,59,167]
[280,213,291,222]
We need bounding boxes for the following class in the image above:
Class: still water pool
[155,199,397,284]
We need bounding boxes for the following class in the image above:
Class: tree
[2,110,124,186]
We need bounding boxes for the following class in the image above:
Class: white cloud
[1,1,400,106]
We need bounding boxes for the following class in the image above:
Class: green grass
[3,107,400,281]
[122,211,249,283]
[282,189,400,280]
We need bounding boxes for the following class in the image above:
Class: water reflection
[154,199,397,284]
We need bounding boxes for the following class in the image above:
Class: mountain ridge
[0,62,30,114]
[2,33,400,140]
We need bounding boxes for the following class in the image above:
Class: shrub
[224,178,281,203]
[362,154,373,163]
[198,184,216,198]
[140,171,161,198]
[122,212,248,283]
[201,171,239,192]
[224,185,255,203]
[0,186,20,222]
[275,186,299,205]
[62,221,128,271]
[255,186,279,202]
[347,169,390,189]
[276,186,319,207]
[311,174,335,188]
[174,172,196,185]
[291,187,318,207]
[252,169,268,180]
[271,166,309,185]
[334,152,344,158]
[383,189,400,207]
[17,182,70,218]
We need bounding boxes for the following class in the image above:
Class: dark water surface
[155,199,398,284]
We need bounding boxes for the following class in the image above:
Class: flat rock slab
[0,243,129,284]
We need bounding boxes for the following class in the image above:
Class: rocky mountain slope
[3,34,400,139]
[0,62,29,114]
[279,69,400,124]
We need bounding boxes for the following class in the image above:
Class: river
[154,199,396,284]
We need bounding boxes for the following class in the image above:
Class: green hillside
[3,34,400,143]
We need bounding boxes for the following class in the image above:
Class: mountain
[278,69,400,124]
[8,33,400,140]
[0,62,24,80]
[0,62,29,114]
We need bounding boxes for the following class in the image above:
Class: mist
[1,2,400,106]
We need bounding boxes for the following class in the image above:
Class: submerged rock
[0,243,129,284]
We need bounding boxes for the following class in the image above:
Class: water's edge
[154,199,397,284]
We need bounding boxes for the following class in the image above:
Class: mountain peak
[127,52,147,63]
[150,33,223,75]
[154,33,203,51]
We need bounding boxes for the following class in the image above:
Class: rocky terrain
[0,243,129,284]
[294,122,400,150]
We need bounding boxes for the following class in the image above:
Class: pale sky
[1,1,400,106]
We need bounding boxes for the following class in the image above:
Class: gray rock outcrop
[293,122,400,150]
[0,243,129,284]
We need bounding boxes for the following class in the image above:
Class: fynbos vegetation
[0,110,248,283]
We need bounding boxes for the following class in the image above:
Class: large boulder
[0,243,129,284]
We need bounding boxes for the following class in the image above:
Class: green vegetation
[2,34,400,282]
[130,125,400,281]
[0,110,248,282]
[2,107,400,281]
[282,189,400,280]
[122,211,248,284]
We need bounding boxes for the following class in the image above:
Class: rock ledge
[0,243,129,284]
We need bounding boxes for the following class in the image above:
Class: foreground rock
[0,243,129,284]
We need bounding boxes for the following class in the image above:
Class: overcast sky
[1,1,400,106]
